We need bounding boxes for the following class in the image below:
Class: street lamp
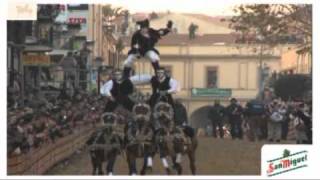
[95,57,103,94]
[256,34,265,99]
[256,24,272,100]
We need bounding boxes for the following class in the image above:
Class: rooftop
[123,33,238,46]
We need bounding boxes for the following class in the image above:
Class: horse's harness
[89,112,122,152]
[128,103,153,146]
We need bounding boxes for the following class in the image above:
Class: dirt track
[45,137,294,175]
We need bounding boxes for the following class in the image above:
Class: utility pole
[259,43,263,99]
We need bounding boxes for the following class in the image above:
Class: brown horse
[124,103,156,175]
[86,112,122,175]
[171,126,198,175]
[153,102,198,175]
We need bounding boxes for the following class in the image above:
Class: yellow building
[280,45,312,75]
[122,34,282,126]
[87,4,117,66]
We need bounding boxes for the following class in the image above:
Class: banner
[191,88,232,97]
[23,55,51,66]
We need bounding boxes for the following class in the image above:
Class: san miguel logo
[266,149,308,177]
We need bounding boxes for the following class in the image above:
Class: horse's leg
[127,153,137,175]
[97,162,103,175]
[159,143,172,175]
[106,153,117,175]
[160,154,171,175]
[140,146,152,175]
[91,160,97,175]
[171,154,181,175]
[188,150,196,175]
[174,153,183,175]
[98,150,104,175]
[140,155,147,175]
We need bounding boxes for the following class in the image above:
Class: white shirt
[100,80,113,97]
[130,74,180,94]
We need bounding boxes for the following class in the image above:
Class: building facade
[87,4,119,67]
[280,46,312,75]
[122,34,282,127]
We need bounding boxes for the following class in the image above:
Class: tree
[226,4,311,49]
[273,74,311,101]
[121,10,130,35]
[102,4,125,20]
[102,4,127,33]
[115,38,124,53]
[225,4,312,98]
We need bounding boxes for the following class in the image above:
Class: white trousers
[123,50,160,67]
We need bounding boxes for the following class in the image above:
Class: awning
[47,49,69,56]
[23,45,52,53]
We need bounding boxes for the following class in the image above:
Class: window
[206,67,218,88]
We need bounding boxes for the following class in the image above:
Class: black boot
[123,67,131,78]
[151,61,160,74]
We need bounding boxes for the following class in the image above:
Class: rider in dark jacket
[129,67,179,108]
[123,19,173,77]
[100,69,134,112]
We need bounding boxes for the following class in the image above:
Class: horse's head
[133,103,151,127]
[101,112,118,131]
[153,102,174,124]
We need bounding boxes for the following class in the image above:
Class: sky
[104,0,237,16]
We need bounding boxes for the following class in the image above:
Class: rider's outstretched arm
[167,78,180,94]
[130,74,152,85]
[154,20,173,37]
[100,80,113,96]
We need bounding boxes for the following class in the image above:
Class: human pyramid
[86,19,197,176]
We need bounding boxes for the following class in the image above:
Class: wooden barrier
[7,126,95,175]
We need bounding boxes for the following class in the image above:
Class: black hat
[137,19,149,28]
[230,98,237,102]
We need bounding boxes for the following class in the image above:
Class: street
[46,137,294,175]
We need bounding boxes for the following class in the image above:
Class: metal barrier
[7,125,96,175]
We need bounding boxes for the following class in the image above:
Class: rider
[123,19,173,78]
[130,67,179,109]
[100,69,135,112]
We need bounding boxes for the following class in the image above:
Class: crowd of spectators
[7,89,107,157]
[206,97,312,144]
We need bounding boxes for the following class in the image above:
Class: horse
[86,112,123,175]
[170,126,198,175]
[153,101,198,175]
[152,101,175,174]
[124,102,155,175]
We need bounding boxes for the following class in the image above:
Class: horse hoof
[166,168,172,175]
[145,167,153,174]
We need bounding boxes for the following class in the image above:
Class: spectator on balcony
[59,51,78,87]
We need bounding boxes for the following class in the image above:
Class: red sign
[68,17,86,24]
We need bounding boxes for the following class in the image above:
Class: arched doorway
[189,105,212,130]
